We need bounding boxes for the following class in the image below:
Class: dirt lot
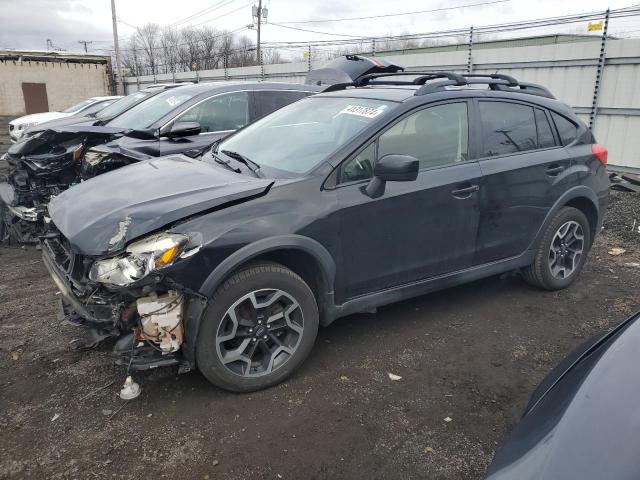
[0,116,639,479]
[0,189,637,480]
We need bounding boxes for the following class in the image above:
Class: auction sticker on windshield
[339,105,387,119]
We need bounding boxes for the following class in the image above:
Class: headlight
[18,122,37,130]
[89,233,189,286]
[83,149,110,166]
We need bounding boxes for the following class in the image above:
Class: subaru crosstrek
[42,72,610,392]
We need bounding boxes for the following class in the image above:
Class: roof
[167,81,322,97]
[0,49,110,65]
[319,86,420,102]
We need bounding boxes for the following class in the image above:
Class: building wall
[0,59,111,116]
[125,38,640,170]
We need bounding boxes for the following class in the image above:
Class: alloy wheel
[548,220,584,279]
[215,289,304,377]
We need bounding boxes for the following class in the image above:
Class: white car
[9,96,121,143]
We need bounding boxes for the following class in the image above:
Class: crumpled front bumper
[42,237,196,371]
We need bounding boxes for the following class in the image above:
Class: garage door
[22,83,49,114]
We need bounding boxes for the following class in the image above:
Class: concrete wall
[0,60,111,116]
[125,38,640,170]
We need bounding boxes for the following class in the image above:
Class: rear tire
[196,262,319,392]
[523,206,591,290]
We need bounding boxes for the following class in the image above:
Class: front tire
[196,262,319,392]
[523,206,591,290]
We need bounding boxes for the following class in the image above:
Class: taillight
[592,144,608,166]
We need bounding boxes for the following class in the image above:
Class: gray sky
[1,0,639,54]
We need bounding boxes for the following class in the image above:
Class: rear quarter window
[550,111,579,146]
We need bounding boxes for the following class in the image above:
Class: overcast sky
[1,0,639,54]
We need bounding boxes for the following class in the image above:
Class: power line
[261,7,640,47]
[170,0,238,27]
[269,22,369,38]
[277,0,512,25]
[190,1,255,27]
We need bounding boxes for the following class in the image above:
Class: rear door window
[254,90,311,120]
[479,101,538,157]
[550,111,579,146]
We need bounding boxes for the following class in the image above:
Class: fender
[198,234,337,298]
[527,185,600,252]
[183,235,338,363]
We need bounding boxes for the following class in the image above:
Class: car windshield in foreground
[96,92,149,119]
[107,89,196,130]
[62,99,95,113]
[218,97,396,174]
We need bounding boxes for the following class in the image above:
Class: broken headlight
[89,233,189,286]
[83,148,110,166]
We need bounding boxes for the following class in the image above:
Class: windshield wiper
[221,149,262,176]
[213,154,240,173]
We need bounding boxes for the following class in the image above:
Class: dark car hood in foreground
[486,312,640,480]
[48,155,272,255]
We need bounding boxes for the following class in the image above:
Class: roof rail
[354,71,467,87]
[320,70,556,99]
[490,81,556,99]
[462,73,518,87]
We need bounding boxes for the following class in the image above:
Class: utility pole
[252,1,268,64]
[257,0,262,64]
[110,0,123,94]
[78,40,93,53]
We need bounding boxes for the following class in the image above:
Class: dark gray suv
[43,72,609,392]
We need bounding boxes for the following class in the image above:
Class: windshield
[96,92,149,119]
[107,89,196,129]
[218,97,395,174]
[62,99,95,113]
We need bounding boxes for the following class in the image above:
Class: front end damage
[1,127,127,244]
[42,233,201,372]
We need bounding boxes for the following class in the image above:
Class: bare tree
[135,23,161,75]
[160,27,181,73]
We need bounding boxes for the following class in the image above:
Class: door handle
[545,164,565,176]
[451,184,479,198]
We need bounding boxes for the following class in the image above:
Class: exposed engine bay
[0,128,132,244]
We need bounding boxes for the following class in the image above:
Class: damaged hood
[8,125,129,159]
[48,154,273,255]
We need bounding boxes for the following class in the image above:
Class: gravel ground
[0,190,639,480]
[1,116,639,479]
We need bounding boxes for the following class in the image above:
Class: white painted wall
[0,60,110,116]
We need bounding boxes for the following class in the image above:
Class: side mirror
[166,121,201,138]
[365,154,419,198]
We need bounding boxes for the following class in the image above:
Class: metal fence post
[372,39,376,56]
[224,54,229,81]
[467,25,474,73]
[307,44,311,72]
[260,49,265,80]
[589,9,610,130]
